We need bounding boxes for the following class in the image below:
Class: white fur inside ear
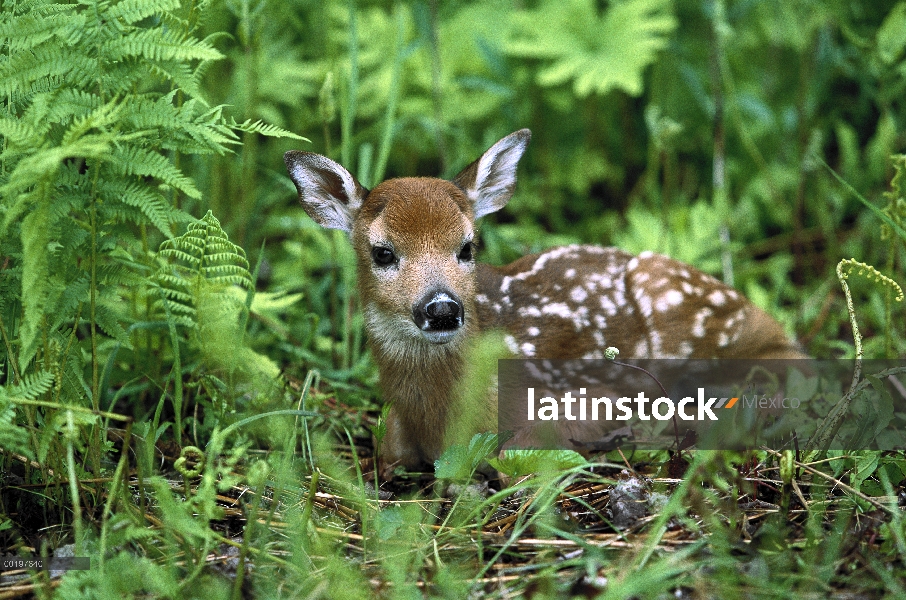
[285,152,365,233]
[470,130,531,219]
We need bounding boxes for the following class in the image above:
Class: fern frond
[0,44,93,97]
[18,198,55,369]
[106,0,181,25]
[1,132,115,196]
[0,392,34,458]
[159,212,251,282]
[228,117,308,140]
[100,179,189,237]
[109,143,201,199]
[60,97,124,146]
[95,302,132,348]
[155,211,252,329]
[45,88,103,127]
[120,96,238,154]
[0,10,75,51]
[104,28,223,63]
[6,370,55,400]
[0,116,42,147]
[51,276,89,320]
[147,61,207,103]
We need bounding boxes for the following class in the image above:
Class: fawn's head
[285,130,531,354]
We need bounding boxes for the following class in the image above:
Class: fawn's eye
[457,242,474,262]
[371,246,396,266]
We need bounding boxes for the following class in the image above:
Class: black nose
[413,291,463,332]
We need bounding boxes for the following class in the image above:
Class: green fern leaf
[18,197,54,370]
[102,179,191,237]
[7,370,55,401]
[0,393,34,459]
[0,44,93,97]
[0,9,79,52]
[155,211,252,329]
[0,116,41,147]
[146,61,209,104]
[105,28,223,63]
[45,89,103,127]
[106,0,181,25]
[94,302,131,349]
[110,144,202,199]
[228,118,308,140]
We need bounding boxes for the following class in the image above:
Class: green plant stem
[98,420,133,572]
[371,3,405,186]
[428,0,448,174]
[340,0,359,170]
[88,168,102,478]
[299,470,320,549]
[710,0,732,287]
[90,0,104,456]
[65,410,84,554]
[0,312,20,384]
[233,483,263,600]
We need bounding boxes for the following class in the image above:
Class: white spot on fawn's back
[655,289,684,312]
[518,306,542,318]
[708,290,726,306]
[541,302,572,319]
[692,308,712,338]
[500,246,574,293]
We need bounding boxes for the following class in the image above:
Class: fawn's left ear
[452,129,531,219]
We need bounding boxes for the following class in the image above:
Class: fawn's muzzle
[413,290,464,343]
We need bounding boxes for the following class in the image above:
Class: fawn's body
[285,130,805,469]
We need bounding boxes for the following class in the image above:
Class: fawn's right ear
[284,151,368,233]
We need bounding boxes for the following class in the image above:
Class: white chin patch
[420,329,458,345]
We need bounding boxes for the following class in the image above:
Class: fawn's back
[476,245,802,362]
[284,129,805,469]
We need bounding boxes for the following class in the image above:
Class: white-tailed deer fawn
[285,129,805,469]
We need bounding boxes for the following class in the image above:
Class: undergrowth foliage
[0,1,299,392]
[156,210,252,329]
[0,0,300,571]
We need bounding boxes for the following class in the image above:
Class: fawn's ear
[284,151,368,233]
[452,129,531,219]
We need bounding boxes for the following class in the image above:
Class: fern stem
[371,3,404,186]
[65,410,84,554]
[89,0,106,481]
[234,0,259,247]
[89,172,101,406]
[428,0,448,174]
[232,471,265,600]
[886,236,895,358]
[53,306,82,406]
[85,154,104,481]
[340,0,359,170]
[98,420,133,572]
